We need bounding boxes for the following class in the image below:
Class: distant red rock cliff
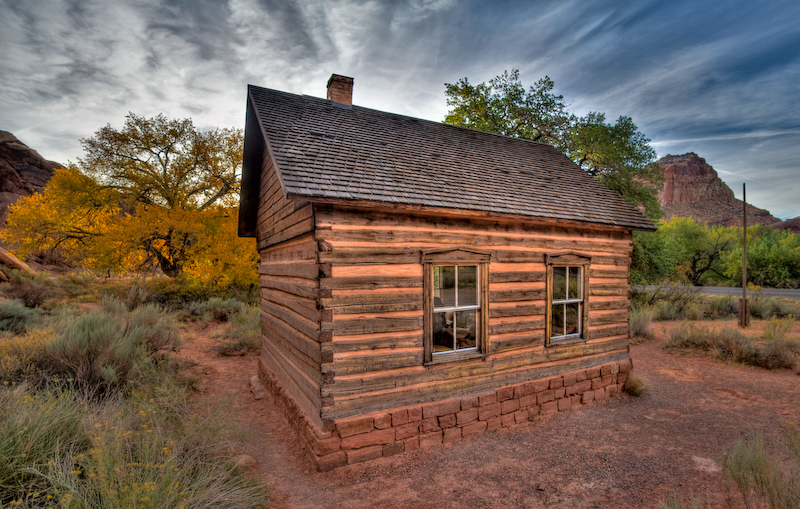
[0,131,60,223]
[656,153,782,228]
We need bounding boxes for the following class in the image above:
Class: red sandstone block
[457,407,478,426]
[619,358,632,373]
[408,406,422,422]
[554,387,566,399]
[462,420,487,437]
[337,416,374,438]
[549,378,564,389]
[395,422,421,440]
[571,395,581,406]
[558,398,572,411]
[541,401,558,415]
[501,399,520,415]
[501,413,515,427]
[391,409,409,427]
[461,395,479,411]
[519,394,537,409]
[497,386,514,402]
[423,398,461,419]
[419,431,443,448]
[576,370,587,382]
[586,366,601,379]
[305,424,332,442]
[514,385,528,399]
[347,445,383,465]
[532,380,549,393]
[478,403,501,421]
[478,393,497,406]
[611,363,620,374]
[606,384,620,398]
[601,364,612,376]
[592,378,603,390]
[317,451,346,472]
[383,441,404,457]
[421,417,441,433]
[618,372,629,385]
[601,374,613,387]
[374,413,392,430]
[593,388,605,401]
[404,436,419,451]
[582,390,595,404]
[341,428,396,450]
[514,410,528,424]
[486,417,502,431]
[528,406,541,418]
[538,390,554,404]
[576,380,592,394]
[563,373,578,387]
[312,436,341,456]
[438,414,457,429]
[443,427,462,443]
[611,373,617,384]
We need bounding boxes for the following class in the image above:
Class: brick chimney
[327,74,354,107]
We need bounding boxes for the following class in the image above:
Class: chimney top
[327,74,354,108]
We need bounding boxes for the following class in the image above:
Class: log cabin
[238,74,656,470]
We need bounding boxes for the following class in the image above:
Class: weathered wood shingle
[243,85,656,231]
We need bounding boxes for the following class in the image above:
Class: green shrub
[622,376,648,397]
[59,270,99,298]
[655,301,682,321]
[630,306,655,341]
[2,270,53,308]
[0,327,53,383]
[722,426,800,508]
[125,284,149,310]
[665,323,798,369]
[685,303,704,321]
[0,298,39,333]
[128,304,181,353]
[705,294,739,318]
[0,385,89,505]
[47,310,148,394]
[213,305,261,356]
[763,315,795,342]
[206,297,245,322]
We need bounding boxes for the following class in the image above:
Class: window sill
[426,349,484,366]
[547,335,587,347]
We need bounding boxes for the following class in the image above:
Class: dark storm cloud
[0,0,798,218]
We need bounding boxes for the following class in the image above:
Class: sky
[2,0,799,219]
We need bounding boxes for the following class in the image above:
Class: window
[546,252,591,346]
[423,248,490,363]
[432,265,479,353]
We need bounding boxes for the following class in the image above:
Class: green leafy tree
[723,225,800,288]
[443,70,664,219]
[657,217,737,285]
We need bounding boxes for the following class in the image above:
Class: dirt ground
[176,319,800,509]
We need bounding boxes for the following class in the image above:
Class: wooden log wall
[256,153,320,427]
[314,205,632,423]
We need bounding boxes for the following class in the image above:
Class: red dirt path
[176,320,800,509]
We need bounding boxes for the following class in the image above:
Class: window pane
[565,303,580,335]
[568,267,581,299]
[434,266,455,308]
[458,266,478,307]
[455,310,477,350]
[433,311,454,352]
[551,303,564,338]
[553,267,566,301]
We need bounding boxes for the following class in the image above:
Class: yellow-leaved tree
[3,113,257,287]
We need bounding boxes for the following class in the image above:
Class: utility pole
[738,183,750,327]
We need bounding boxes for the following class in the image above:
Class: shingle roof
[246,84,656,231]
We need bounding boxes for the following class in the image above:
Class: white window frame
[550,265,583,341]
[432,264,481,355]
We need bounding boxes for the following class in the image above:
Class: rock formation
[656,153,782,227]
[0,131,60,223]
[779,216,800,234]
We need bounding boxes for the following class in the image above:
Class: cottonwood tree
[4,113,255,284]
[443,70,664,220]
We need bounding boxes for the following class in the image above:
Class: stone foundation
[258,356,633,471]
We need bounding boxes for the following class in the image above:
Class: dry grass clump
[664,322,798,370]
[630,306,656,343]
[622,376,648,397]
[0,299,40,334]
[212,305,261,356]
[2,270,54,308]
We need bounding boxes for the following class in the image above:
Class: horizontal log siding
[315,205,633,421]
[257,152,321,427]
